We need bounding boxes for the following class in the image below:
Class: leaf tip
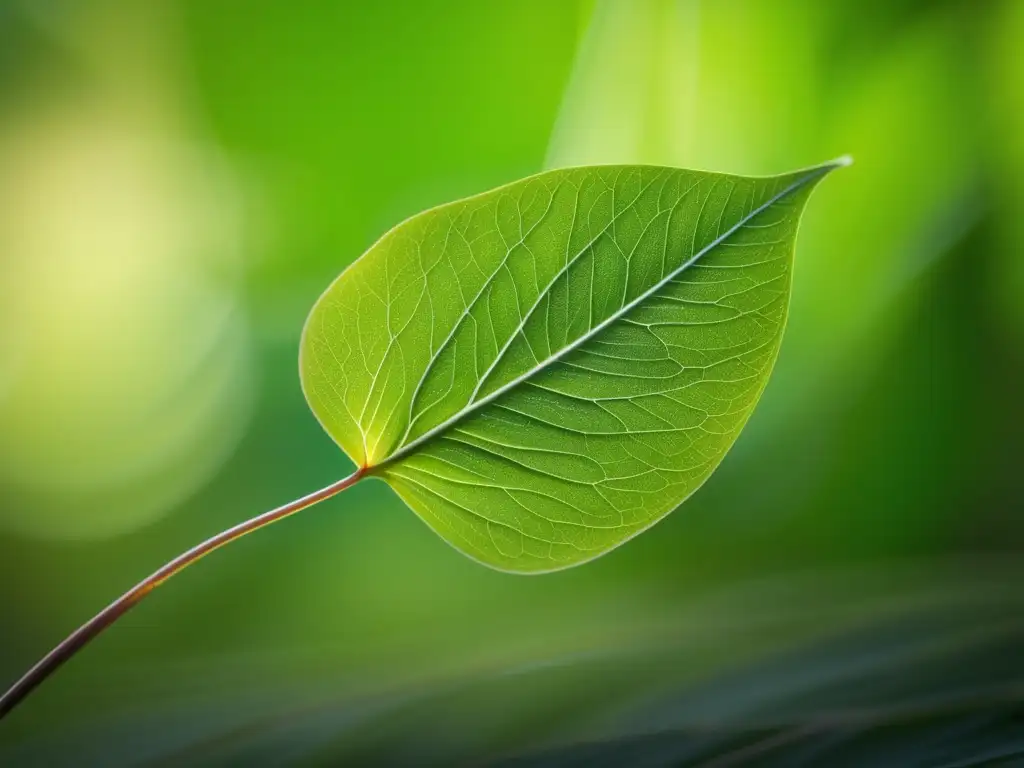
[829,154,854,168]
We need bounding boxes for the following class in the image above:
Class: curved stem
[0,468,365,722]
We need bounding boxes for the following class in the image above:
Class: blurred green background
[0,0,1022,764]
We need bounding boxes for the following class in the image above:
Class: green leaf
[300,161,843,572]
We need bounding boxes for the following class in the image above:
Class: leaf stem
[0,468,366,722]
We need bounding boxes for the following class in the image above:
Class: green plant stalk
[0,468,365,722]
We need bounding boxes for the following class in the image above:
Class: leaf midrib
[370,162,836,474]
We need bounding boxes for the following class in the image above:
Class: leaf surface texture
[301,162,840,571]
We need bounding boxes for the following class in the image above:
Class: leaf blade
[301,160,843,571]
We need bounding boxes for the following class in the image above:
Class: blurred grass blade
[987,0,1024,340]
